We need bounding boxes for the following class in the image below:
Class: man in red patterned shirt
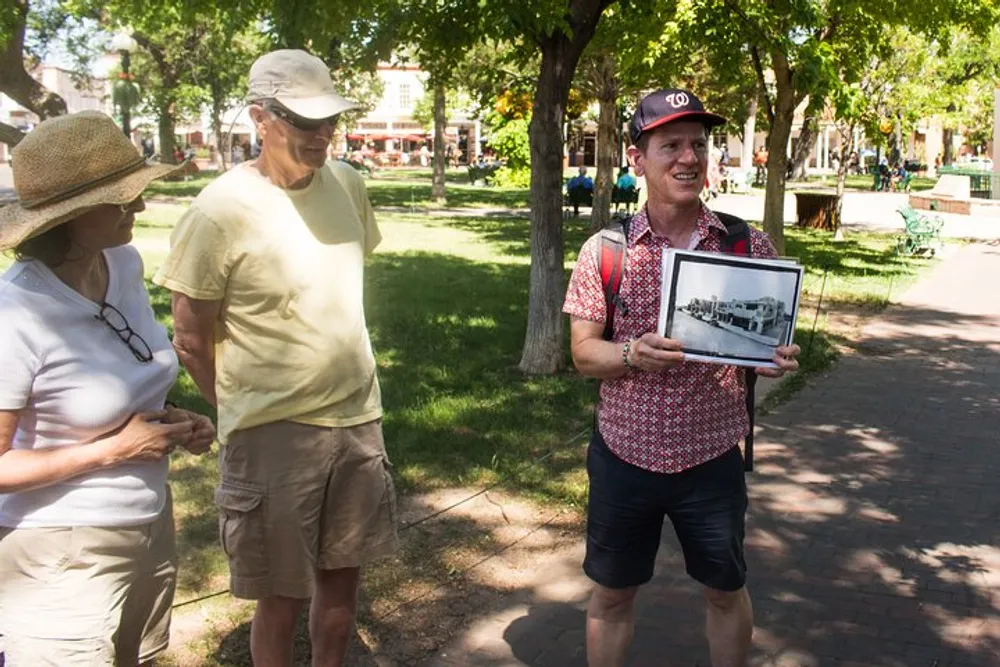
[564,89,800,667]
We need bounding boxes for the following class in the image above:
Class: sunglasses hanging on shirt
[95,302,153,363]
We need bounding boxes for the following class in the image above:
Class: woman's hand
[104,411,194,464]
[163,406,216,455]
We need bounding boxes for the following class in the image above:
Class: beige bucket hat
[0,110,185,250]
[246,49,360,119]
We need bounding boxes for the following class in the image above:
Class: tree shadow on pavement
[496,303,999,666]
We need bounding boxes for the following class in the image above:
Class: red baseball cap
[629,88,727,145]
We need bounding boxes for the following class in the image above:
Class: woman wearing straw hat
[0,111,214,666]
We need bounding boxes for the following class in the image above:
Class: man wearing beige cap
[154,50,397,666]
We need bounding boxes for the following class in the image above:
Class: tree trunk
[892,115,903,164]
[432,81,447,203]
[794,193,839,230]
[158,101,177,166]
[0,0,67,143]
[789,114,818,181]
[518,0,613,375]
[211,109,227,172]
[591,87,618,232]
[762,51,797,255]
[741,93,758,170]
[0,122,25,147]
[521,47,572,375]
[942,127,954,166]
[833,122,855,237]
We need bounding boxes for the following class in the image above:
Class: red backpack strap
[716,210,751,256]
[598,216,630,341]
[713,210,757,471]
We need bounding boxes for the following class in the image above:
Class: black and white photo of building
[659,250,803,367]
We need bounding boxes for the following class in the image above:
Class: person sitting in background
[0,110,214,667]
[615,165,636,191]
[613,166,639,213]
[567,166,595,217]
[569,166,595,192]
[890,163,908,192]
[878,161,891,191]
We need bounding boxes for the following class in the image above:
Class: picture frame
[657,250,804,368]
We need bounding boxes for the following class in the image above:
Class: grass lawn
[801,173,937,192]
[142,166,532,209]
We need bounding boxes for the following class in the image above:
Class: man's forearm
[572,338,631,381]
[176,346,217,407]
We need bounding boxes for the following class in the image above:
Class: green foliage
[452,38,538,118]
[410,86,472,131]
[492,165,532,188]
[0,1,20,50]
[488,117,531,170]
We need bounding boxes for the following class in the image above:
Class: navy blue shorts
[584,430,748,591]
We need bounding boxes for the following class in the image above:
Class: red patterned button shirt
[563,204,778,473]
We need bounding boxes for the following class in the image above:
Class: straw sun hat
[0,110,185,250]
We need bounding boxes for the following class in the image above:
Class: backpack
[597,211,758,472]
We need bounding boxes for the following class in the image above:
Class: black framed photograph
[657,250,804,368]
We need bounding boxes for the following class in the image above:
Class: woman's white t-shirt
[0,245,179,528]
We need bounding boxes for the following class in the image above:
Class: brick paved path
[425,243,1000,667]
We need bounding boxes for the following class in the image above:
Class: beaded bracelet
[622,338,634,369]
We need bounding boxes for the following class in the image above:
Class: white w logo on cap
[664,92,690,108]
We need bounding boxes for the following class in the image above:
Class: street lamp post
[111,31,138,140]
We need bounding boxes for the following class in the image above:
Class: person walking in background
[0,111,213,666]
[154,49,397,667]
[752,145,768,186]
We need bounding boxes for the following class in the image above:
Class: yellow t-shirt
[153,160,382,443]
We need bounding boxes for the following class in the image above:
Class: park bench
[894,172,914,193]
[564,182,594,216]
[611,185,640,212]
[467,162,501,185]
[896,204,943,256]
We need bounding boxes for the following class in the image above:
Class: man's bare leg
[705,586,753,667]
[586,584,639,667]
[251,596,306,667]
[309,567,361,667]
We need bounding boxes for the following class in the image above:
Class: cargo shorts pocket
[215,479,267,578]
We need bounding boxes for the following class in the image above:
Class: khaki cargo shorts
[217,419,399,600]
[0,490,176,666]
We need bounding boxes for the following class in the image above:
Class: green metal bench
[611,185,640,211]
[896,205,943,256]
[936,166,992,198]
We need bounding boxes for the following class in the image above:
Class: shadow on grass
[785,227,933,283]
[441,214,594,262]
[365,251,595,497]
